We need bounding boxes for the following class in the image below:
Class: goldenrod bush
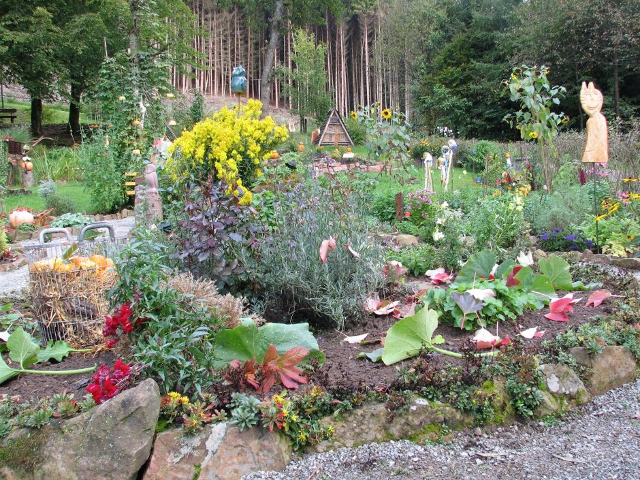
[166,99,288,205]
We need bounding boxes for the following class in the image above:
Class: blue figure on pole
[231,66,247,95]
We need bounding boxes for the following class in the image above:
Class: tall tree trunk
[613,49,620,119]
[31,98,43,136]
[259,0,284,115]
[68,83,82,135]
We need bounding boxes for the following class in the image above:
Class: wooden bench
[0,109,18,123]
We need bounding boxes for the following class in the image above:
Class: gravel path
[0,217,135,298]
[245,378,640,480]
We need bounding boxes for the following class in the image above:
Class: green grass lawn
[3,182,95,215]
[0,99,90,126]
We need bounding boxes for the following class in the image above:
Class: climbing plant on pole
[503,65,569,193]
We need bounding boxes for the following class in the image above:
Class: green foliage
[381,307,451,365]
[50,213,92,229]
[277,28,332,128]
[463,193,527,252]
[0,328,93,385]
[553,320,640,359]
[463,141,504,182]
[228,392,261,431]
[250,178,386,330]
[77,131,125,213]
[355,103,412,175]
[190,89,205,125]
[386,244,437,277]
[212,320,323,368]
[524,187,593,234]
[345,116,366,146]
[504,65,568,192]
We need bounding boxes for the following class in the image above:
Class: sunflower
[529,131,539,139]
[562,116,570,124]
[381,108,392,119]
[350,111,358,120]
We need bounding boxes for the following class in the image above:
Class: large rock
[309,399,473,453]
[4,379,161,480]
[536,364,591,417]
[144,423,292,480]
[570,346,637,395]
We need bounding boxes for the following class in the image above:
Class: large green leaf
[455,250,497,285]
[213,322,323,367]
[0,355,19,385]
[538,254,573,290]
[531,274,556,300]
[37,340,74,363]
[382,307,439,365]
[495,259,516,280]
[7,328,39,369]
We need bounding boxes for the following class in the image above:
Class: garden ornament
[580,82,608,163]
[231,66,247,94]
[423,152,434,191]
[145,163,159,191]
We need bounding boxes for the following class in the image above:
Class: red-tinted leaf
[549,296,576,314]
[544,311,569,322]
[506,266,522,287]
[585,289,612,307]
[374,300,400,316]
[262,346,310,392]
[426,268,452,285]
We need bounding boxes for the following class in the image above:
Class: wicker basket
[24,224,125,348]
[29,267,117,348]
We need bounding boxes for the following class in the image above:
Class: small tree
[278,28,331,132]
[503,65,568,193]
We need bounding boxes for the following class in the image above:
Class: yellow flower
[529,131,538,139]
[562,117,570,124]
[118,95,126,102]
[350,111,357,120]
[166,93,175,99]
[381,109,392,119]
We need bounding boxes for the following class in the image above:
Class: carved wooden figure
[580,82,608,163]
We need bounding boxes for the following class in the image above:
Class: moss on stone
[0,430,46,474]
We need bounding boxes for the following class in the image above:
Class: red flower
[404,211,411,217]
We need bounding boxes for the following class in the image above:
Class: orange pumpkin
[297,143,305,152]
[25,161,33,171]
[270,150,280,159]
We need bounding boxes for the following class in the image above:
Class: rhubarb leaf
[382,307,439,365]
[37,340,74,363]
[7,327,39,369]
[538,254,573,290]
[455,250,497,284]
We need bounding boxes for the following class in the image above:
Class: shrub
[251,179,386,330]
[463,193,527,252]
[536,228,595,252]
[108,229,226,396]
[524,187,593,234]
[172,180,265,292]
[38,179,77,216]
[78,131,126,213]
[387,243,437,276]
[345,116,366,146]
[462,140,504,185]
[166,99,288,205]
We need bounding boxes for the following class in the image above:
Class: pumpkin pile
[30,254,115,278]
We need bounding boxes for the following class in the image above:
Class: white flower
[436,217,443,225]
[440,201,449,209]
[433,230,445,241]
[516,205,523,211]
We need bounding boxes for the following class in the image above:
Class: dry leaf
[520,326,546,339]
[585,289,612,308]
[467,288,496,301]
[319,236,337,263]
[345,244,361,259]
[342,333,369,344]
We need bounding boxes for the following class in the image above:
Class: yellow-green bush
[166,99,288,204]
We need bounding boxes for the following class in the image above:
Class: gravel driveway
[245,378,640,480]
